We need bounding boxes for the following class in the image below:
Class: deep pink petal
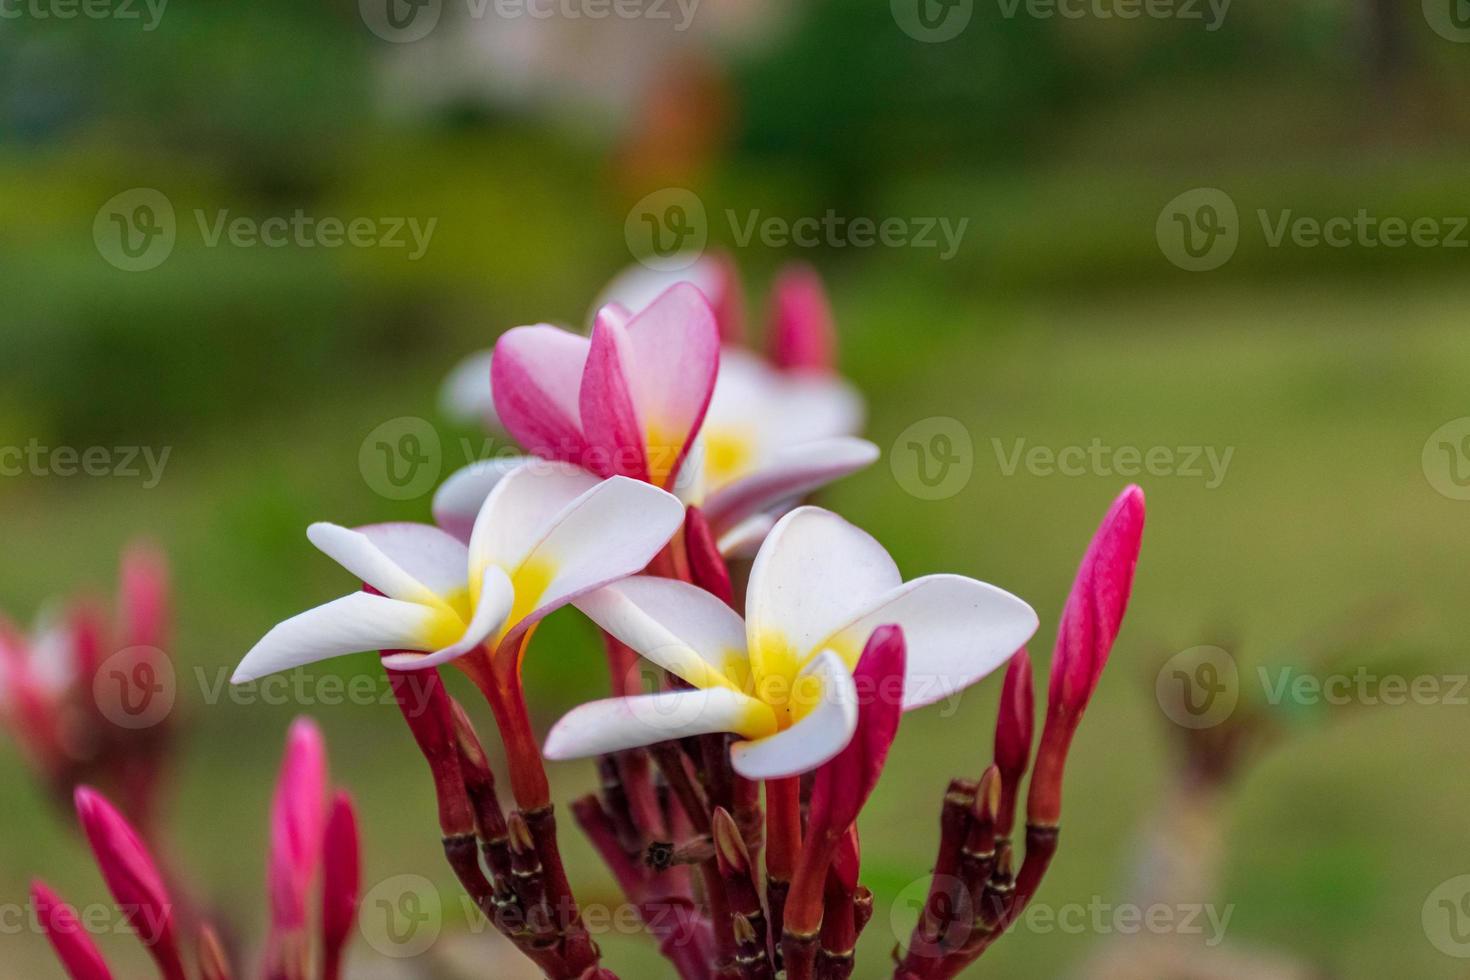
[74,788,185,980]
[580,307,650,481]
[768,262,836,373]
[491,325,592,466]
[33,881,115,980]
[992,648,1034,837]
[119,540,170,651]
[321,791,361,977]
[1047,485,1146,723]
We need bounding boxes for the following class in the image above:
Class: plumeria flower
[542,506,1038,779]
[233,463,685,682]
[434,267,875,553]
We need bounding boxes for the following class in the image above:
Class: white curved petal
[469,462,602,587]
[234,593,443,683]
[765,375,865,445]
[730,651,859,780]
[27,606,76,694]
[717,512,778,559]
[575,578,748,692]
[822,575,1039,710]
[744,507,901,673]
[439,348,499,428]
[509,477,686,628]
[354,523,470,598]
[589,257,728,326]
[544,687,774,760]
[703,438,879,535]
[307,523,446,606]
[432,457,537,542]
[381,566,514,671]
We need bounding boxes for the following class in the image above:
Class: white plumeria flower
[233,463,685,682]
[542,506,1039,780]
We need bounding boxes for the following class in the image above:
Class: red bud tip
[508,811,535,853]
[993,649,1033,837]
[73,787,185,980]
[321,792,361,967]
[769,262,837,373]
[972,766,1000,824]
[268,718,328,936]
[1048,485,1146,724]
[33,880,115,980]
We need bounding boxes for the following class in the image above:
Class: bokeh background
[4,0,1470,975]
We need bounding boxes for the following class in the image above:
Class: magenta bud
[321,791,361,978]
[768,262,836,373]
[33,880,115,980]
[992,649,1034,837]
[268,718,328,938]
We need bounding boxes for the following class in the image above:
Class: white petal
[306,523,446,605]
[744,507,901,672]
[354,523,470,598]
[27,606,76,694]
[822,575,1040,710]
[510,476,686,628]
[468,462,602,585]
[381,566,514,671]
[234,593,442,683]
[544,687,774,760]
[702,438,879,536]
[729,651,859,780]
[717,512,778,559]
[439,348,499,428]
[432,457,537,542]
[589,257,728,326]
[764,374,865,446]
[575,578,748,692]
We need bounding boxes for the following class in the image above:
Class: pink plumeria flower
[234,463,684,682]
[542,506,1038,779]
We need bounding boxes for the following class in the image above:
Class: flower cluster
[34,718,361,980]
[20,256,1145,980]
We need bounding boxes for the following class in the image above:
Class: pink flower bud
[768,263,836,373]
[268,718,327,938]
[992,649,1033,837]
[119,541,170,652]
[32,880,114,980]
[321,791,361,980]
[73,787,185,980]
[684,506,734,606]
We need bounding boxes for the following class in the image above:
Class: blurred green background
[4,0,1470,975]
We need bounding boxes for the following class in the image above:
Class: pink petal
[74,788,185,980]
[701,437,879,536]
[118,540,169,651]
[768,262,836,373]
[807,625,906,836]
[32,880,115,980]
[491,325,592,466]
[321,791,361,975]
[580,307,650,481]
[993,648,1034,837]
[1048,485,1146,723]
